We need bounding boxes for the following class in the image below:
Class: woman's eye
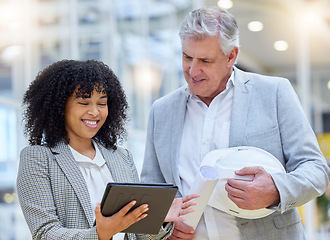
[78,102,88,105]
[98,103,107,106]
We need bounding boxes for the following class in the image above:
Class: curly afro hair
[22,59,129,149]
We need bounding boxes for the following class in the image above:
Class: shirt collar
[69,140,105,167]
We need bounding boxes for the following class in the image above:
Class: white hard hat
[202,146,286,219]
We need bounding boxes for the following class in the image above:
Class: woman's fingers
[164,193,200,222]
[126,203,149,222]
[117,200,137,216]
[182,193,200,204]
[179,207,194,216]
[181,193,199,211]
[114,200,149,225]
[95,201,149,240]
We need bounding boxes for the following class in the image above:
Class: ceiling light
[248,21,263,32]
[273,41,288,52]
[0,3,22,22]
[1,45,23,62]
[300,5,324,28]
[327,81,330,90]
[217,0,233,10]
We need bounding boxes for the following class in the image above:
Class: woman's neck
[69,139,96,160]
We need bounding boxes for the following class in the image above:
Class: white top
[178,70,241,240]
[69,141,125,240]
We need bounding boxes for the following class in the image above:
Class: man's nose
[189,60,201,77]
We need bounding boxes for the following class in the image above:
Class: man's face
[182,36,238,106]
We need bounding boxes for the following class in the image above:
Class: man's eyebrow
[182,52,213,61]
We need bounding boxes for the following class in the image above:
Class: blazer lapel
[50,141,95,227]
[229,67,252,147]
[169,88,189,195]
[96,143,129,183]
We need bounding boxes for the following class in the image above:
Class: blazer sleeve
[270,79,330,212]
[16,145,99,239]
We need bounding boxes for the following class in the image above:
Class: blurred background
[0,0,329,239]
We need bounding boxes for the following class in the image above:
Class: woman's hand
[95,201,148,240]
[164,193,199,222]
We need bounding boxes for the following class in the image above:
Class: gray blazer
[141,67,330,240]
[17,141,171,240]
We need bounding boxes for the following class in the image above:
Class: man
[141,6,330,240]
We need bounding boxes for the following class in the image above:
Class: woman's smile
[82,119,99,128]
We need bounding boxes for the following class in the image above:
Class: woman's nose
[87,105,99,116]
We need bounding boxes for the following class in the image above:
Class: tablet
[100,182,178,234]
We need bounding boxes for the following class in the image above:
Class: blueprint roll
[184,165,219,229]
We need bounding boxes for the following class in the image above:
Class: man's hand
[168,222,196,240]
[225,166,280,210]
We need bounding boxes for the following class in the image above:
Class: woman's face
[64,87,108,145]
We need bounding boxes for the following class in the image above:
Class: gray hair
[179,6,240,55]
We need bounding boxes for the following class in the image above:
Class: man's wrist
[266,202,281,211]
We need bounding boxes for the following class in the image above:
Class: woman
[16,59,197,239]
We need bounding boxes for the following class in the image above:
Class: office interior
[0,0,329,239]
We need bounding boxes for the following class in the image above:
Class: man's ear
[227,47,239,65]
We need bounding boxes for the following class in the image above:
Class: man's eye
[183,54,191,59]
